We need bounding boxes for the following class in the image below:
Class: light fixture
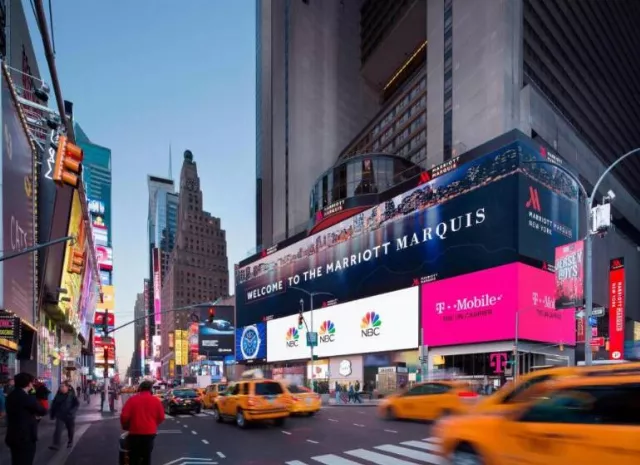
[607,190,616,201]
[34,81,50,103]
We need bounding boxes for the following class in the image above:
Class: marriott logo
[525,186,542,212]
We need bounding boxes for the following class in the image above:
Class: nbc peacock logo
[361,311,382,337]
[285,327,299,348]
[318,320,336,343]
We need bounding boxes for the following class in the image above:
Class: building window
[443,0,453,161]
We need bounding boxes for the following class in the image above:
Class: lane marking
[328,419,338,422]
[353,423,365,427]
[216,452,225,458]
[202,439,209,444]
[285,461,308,465]
[191,430,198,435]
[306,439,319,444]
[311,455,361,464]
[345,448,414,464]
[375,444,443,463]
[423,437,441,443]
[183,424,189,428]
[384,429,398,433]
[282,430,292,435]
[401,440,440,452]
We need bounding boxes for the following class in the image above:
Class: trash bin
[119,432,129,465]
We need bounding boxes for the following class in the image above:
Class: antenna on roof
[169,143,173,180]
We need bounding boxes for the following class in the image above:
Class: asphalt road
[65,406,442,465]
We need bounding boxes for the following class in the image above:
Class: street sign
[591,337,605,347]
[592,306,605,317]
[306,331,318,347]
[575,310,585,319]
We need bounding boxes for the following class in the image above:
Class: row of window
[443,0,453,161]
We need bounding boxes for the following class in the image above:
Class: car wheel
[169,406,176,416]
[195,407,202,414]
[236,409,247,428]
[385,406,396,420]
[213,407,223,423]
[273,417,286,427]
[451,445,484,465]
[308,411,316,417]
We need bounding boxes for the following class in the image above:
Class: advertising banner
[152,335,161,361]
[169,332,174,349]
[152,248,161,325]
[59,192,84,329]
[92,223,108,247]
[180,330,189,365]
[140,340,145,374]
[175,330,183,366]
[2,71,35,323]
[421,263,576,347]
[554,241,585,309]
[235,322,267,362]
[267,287,419,362]
[197,305,235,357]
[100,270,111,286]
[88,199,105,216]
[94,335,115,364]
[93,310,115,329]
[96,246,113,270]
[0,313,21,351]
[97,285,115,310]
[609,258,625,361]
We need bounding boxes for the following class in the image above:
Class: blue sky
[26,0,256,374]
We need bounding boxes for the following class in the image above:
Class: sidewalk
[0,394,122,465]
[327,398,382,407]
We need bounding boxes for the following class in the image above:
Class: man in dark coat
[49,382,79,449]
[5,372,48,465]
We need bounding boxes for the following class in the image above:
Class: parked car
[163,388,203,415]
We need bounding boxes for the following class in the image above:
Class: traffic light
[298,314,304,329]
[67,248,84,274]
[53,135,84,187]
[207,307,215,324]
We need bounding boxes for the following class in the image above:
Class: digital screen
[235,322,266,362]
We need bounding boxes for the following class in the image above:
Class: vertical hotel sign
[152,248,161,325]
[609,258,625,360]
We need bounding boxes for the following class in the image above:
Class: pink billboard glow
[422,263,576,347]
[153,248,161,325]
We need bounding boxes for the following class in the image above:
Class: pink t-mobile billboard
[422,263,576,347]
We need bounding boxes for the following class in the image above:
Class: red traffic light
[207,307,215,323]
[53,135,84,187]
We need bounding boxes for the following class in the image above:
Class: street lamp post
[289,287,334,391]
[523,146,640,365]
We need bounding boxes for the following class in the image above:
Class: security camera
[34,82,50,103]
[607,190,616,200]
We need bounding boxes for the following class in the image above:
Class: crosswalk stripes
[173,411,215,418]
[285,436,444,465]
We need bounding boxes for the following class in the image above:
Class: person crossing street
[49,382,80,450]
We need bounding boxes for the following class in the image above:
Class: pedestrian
[120,380,165,465]
[49,382,80,450]
[84,384,91,404]
[100,384,106,410]
[4,372,48,465]
[34,380,51,411]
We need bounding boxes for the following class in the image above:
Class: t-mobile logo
[489,352,508,374]
[525,186,542,212]
[435,302,446,314]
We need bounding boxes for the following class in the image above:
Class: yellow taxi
[435,373,640,464]
[286,385,321,416]
[213,371,289,428]
[202,383,228,409]
[473,362,640,415]
[378,381,478,421]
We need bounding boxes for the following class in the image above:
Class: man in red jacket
[120,380,165,465]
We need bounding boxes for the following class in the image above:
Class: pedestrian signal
[67,248,84,274]
[207,307,215,324]
[298,314,304,329]
[53,136,84,187]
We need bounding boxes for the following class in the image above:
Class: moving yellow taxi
[378,381,478,421]
[202,383,228,409]
[435,374,640,464]
[286,385,321,415]
[213,378,289,428]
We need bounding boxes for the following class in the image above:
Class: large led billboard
[152,248,161,325]
[236,139,579,327]
[421,262,576,347]
[197,306,235,357]
[267,287,419,362]
[236,322,266,362]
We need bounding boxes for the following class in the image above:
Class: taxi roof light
[241,369,265,379]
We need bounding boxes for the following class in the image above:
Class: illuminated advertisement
[88,199,105,215]
[152,248,161,325]
[421,262,576,347]
[235,138,579,327]
[140,339,145,374]
[554,241,585,309]
[197,306,235,356]
[152,335,161,361]
[174,329,188,366]
[94,311,115,329]
[100,270,111,286]
[169,332,174,349]
[94,335,116,364]
[188,323,198,358]
[144,280,150,357]
[267,287,419,362]
[92,222,108,246]
[609,258,625,361]
[235,322,266,362]
[79,263,99,341]
[1,70,35,324]
[96,245,113,270]
[175,330,183,366]
[59,191,84,329]
[97,285,115,310]
[169,359,175,378]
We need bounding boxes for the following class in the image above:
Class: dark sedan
[163,389,203,415]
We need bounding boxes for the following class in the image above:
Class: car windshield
[173,390,198,398]
[255,382,283,396]
[287,385,308,394]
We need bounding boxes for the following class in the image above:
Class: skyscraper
[132,292,145,379]
[160,150,229,379]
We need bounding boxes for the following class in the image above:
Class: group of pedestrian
[2,372,80,465]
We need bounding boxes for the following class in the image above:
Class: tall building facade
[132,292,145,379]
[160,150,229,379]
[254,0,640,362]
